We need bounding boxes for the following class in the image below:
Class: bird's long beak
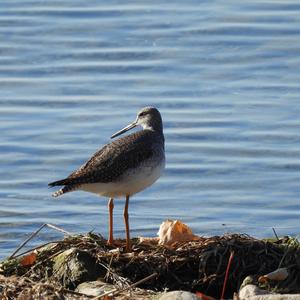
[111,121,137,139]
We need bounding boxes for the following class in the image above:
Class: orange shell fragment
[20,252,37,267]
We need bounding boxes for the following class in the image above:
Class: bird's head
[111,106,163,138]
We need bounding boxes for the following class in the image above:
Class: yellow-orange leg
[123,195,131,252]
[107,198,114,245]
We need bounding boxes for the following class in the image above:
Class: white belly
[80,158,165,198]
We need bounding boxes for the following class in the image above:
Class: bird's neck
[142,122,163,134]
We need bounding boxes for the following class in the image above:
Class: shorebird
[49,107,165,252]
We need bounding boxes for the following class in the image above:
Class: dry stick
[13,240,64,259]
[45,223,71,236]
[8,223,71,259]
[9,224,47,259]
[92,272,158,300]
[278,247,290,269]
[98,261,129,288]
[112,272,158,297]
[272,227,279,241]
[104,254,115,281]
[221,251,235,300]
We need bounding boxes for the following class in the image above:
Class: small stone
[158,290,199,300]
[75,281,115,296]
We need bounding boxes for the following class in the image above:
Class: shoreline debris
[1,220,300,299]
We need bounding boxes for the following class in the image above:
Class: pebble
[75,281,115,297]
[158,290,201,300]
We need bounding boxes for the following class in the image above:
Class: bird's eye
[139,112,146,117]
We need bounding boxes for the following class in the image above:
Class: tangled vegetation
[0,232,300,299]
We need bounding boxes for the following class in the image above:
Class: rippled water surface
[1,0,300,258]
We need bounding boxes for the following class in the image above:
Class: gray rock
[158,291,200,300]
[240,294,300,300]
[75,281,115,297]
[239,284,300,300]
[52,248,102,289]
[239,284,269,298]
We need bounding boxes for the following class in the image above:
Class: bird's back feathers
[49,129,164,197]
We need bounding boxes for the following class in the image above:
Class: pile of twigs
[1,226,300,299]
[99,234,300,297]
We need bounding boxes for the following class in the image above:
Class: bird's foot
[107,239,114,247]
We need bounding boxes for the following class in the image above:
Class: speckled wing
[49,130,159,189]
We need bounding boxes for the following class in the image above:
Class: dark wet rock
[52,248,103,289]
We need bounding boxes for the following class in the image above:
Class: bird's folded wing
[56,131,156,186]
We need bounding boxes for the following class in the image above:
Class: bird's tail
[48,179,79,197]
[51,185,77,197]
[48,178,68,187]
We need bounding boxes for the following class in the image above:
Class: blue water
[1,0,300,259]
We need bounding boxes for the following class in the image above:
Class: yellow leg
[107,198,114,245]
[123,195,131,252]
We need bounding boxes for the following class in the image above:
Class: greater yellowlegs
[49,107,165,251]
